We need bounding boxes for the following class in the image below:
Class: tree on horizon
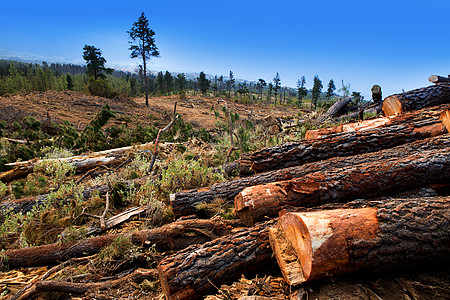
[128,12,159,106]
[311,75,323,109]
[257,78,266,100]
[227,71,235,98]
[82,45,113,80]
[297,76,307,107]
[326,79,336,100]
[198,71,210,95]
[273,73,281,105]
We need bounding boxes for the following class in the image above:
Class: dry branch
[270,197,450,285]
[241,104,448,174]
[382,85,450,116]
[3,218,242,269]
[235,146,450,225]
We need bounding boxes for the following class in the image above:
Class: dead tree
[270,197,450,285]
[235,146,450,225]
[170,134,450,218]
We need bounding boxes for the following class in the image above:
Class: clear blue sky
[1,0,449,98]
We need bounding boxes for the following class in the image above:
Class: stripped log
[3,218,242,269]
[170,134,450,218]
[158,220,274,300]
[242,105,448,174]
[429,75,450,85]
[440,109,450,132]
[382,85,450,116]
[269,197,450,285]
[235,147,450,225]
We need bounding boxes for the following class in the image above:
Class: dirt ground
[0,91,300,131]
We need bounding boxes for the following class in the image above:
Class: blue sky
[1,0,449,98]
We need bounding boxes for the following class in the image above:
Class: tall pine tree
[311,75,323,109]
[326,79,336,100]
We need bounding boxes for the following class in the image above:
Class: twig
[147,102,179,174]
[77,192,110,230]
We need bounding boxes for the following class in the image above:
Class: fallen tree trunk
[318,96,352,121]
[382,85,450,116]
[170,134,450,218]
[157,220,275,300]
[235,147,450,225]
[336,102,382,122]
[242,105,448,174]
[269,197,450,285]
[429,75,450,85]
[2,218,242,269]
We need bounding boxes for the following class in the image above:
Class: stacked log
[240,105,447,174]
[170,134,450,218]
[235,146,450,225]
[429,75,450,85]
[269,197,450,285]
[440,109,450,132]
[382,85,450,116]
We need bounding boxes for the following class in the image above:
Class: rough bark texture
[235,147,450,225]
[382,85,450,116]
[270,197,450,285]
[241,105,448,174]
[157,221,274,300]
[3,218,242,269]
[319,96,352,121]
[170,134,450,218]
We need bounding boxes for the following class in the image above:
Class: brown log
[269,197,450,285]
[428,75,450,84]
[235,146,450,225]
[170,134,450,218]
[242,104,448,174]
[382,85,450,116]
[157,220,275,300]
[440,109,450,132]
[319,96,352,121]
[371,85,382,103]
[2,218,242,269]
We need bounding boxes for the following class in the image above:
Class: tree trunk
[269,197,450,285]
[157,220,274,300]
[440,109,450,132]
[242,105,448,174]
[170,134,450,218]
[371,85,382,103]
[3,218,242,269]
[235,146,450,225]
[319,96,352,121]
[428,75,450,85]
[382,85,450,116]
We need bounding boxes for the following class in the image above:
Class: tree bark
[319,96,352,121]
[382,85,450,116]
[371,85,382,103]
[170,134,450,218]
[241,105,448,174]
[269,197,450,285]
[157,220,275,300]
[2,218,242,269]
[235,146,450,225]
[428,75,450,85]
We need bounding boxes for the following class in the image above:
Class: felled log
[170,134,450,218]
[371,85,382,103]
[158,220,274,300]
[382,85,450,116]
[318,96,352,121]
[440,109,450,132]
[429,75,450,85]
[269,197,450,285]
[242,105,448,174]
[3,218,242,269]
[235,146,450,225]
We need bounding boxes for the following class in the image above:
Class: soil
[0,91,299,131]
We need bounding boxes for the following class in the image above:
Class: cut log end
[429,75,450,84]
[270,208,379,285]
[382,96,402,116]
[440,110,450,133]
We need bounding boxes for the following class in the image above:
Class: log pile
[2,80,450,300]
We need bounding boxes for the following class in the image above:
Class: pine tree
[227,71,235,98]
[311,75,323,109]
[198,71,210,95]
[82,45,113,80]
[156,71,164,95]
[326,79,336,100]
[176,73,186,93]
[297,76,307,107]
[66,74,74,90]
[128,12,159,106]
[164,71,173,95]
[257,78,266,100]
